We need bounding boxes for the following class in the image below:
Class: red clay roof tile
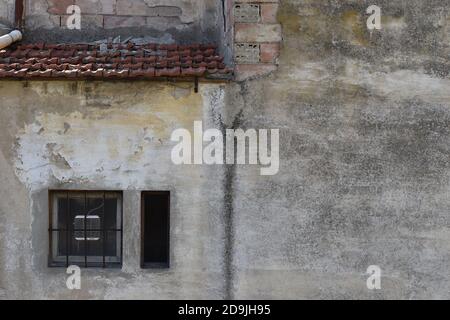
[0,42,232,80]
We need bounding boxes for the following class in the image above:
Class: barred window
[49,191,123,268]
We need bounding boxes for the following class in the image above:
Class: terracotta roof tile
[0,42,233,80]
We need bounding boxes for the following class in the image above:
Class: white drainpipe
[0,30,22,50]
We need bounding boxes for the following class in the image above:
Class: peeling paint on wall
[13,83,212,191]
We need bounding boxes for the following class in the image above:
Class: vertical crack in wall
[209,84,245,300]
[223,163,235,300]
[221,0,227,31]
[219,106,244,300]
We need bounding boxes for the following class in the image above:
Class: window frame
[48,190,123,269]
[140,191,171,269]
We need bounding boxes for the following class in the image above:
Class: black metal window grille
[49,191,123,268]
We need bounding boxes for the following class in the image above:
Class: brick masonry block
[74,0,97,14]
[234,4,260,23]
[98,0,116,14]
[235,43,260,64]
[116,0,181,17]
[261,3,278,23]
[25,13,61,29]
[47,0,75,15]
[60,14,104,28]
[260,43,280,63]
[116,0,148,16]
[145,17,182,31]
[235,64,277,81]
[104,15,146,29]
[74,0,116,15]
[235,23,282,42]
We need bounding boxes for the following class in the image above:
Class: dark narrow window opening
[48,190,123,268]
[141,191,170,269]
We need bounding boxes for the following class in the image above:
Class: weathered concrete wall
[0,0,449,299]
[0,82,229,299]
[224,0,450,299]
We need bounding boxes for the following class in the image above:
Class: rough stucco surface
[0,0,450,299]
[0,82,229,299]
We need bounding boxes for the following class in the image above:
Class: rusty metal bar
[14,0,24,29]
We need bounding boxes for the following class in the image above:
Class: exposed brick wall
[17,0,281,80]
[233,0,281,81]
[24,0,200,30]
[20,0,228,47]
[41,0,185,29]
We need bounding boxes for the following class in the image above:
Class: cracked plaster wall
[0,0,450,299]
